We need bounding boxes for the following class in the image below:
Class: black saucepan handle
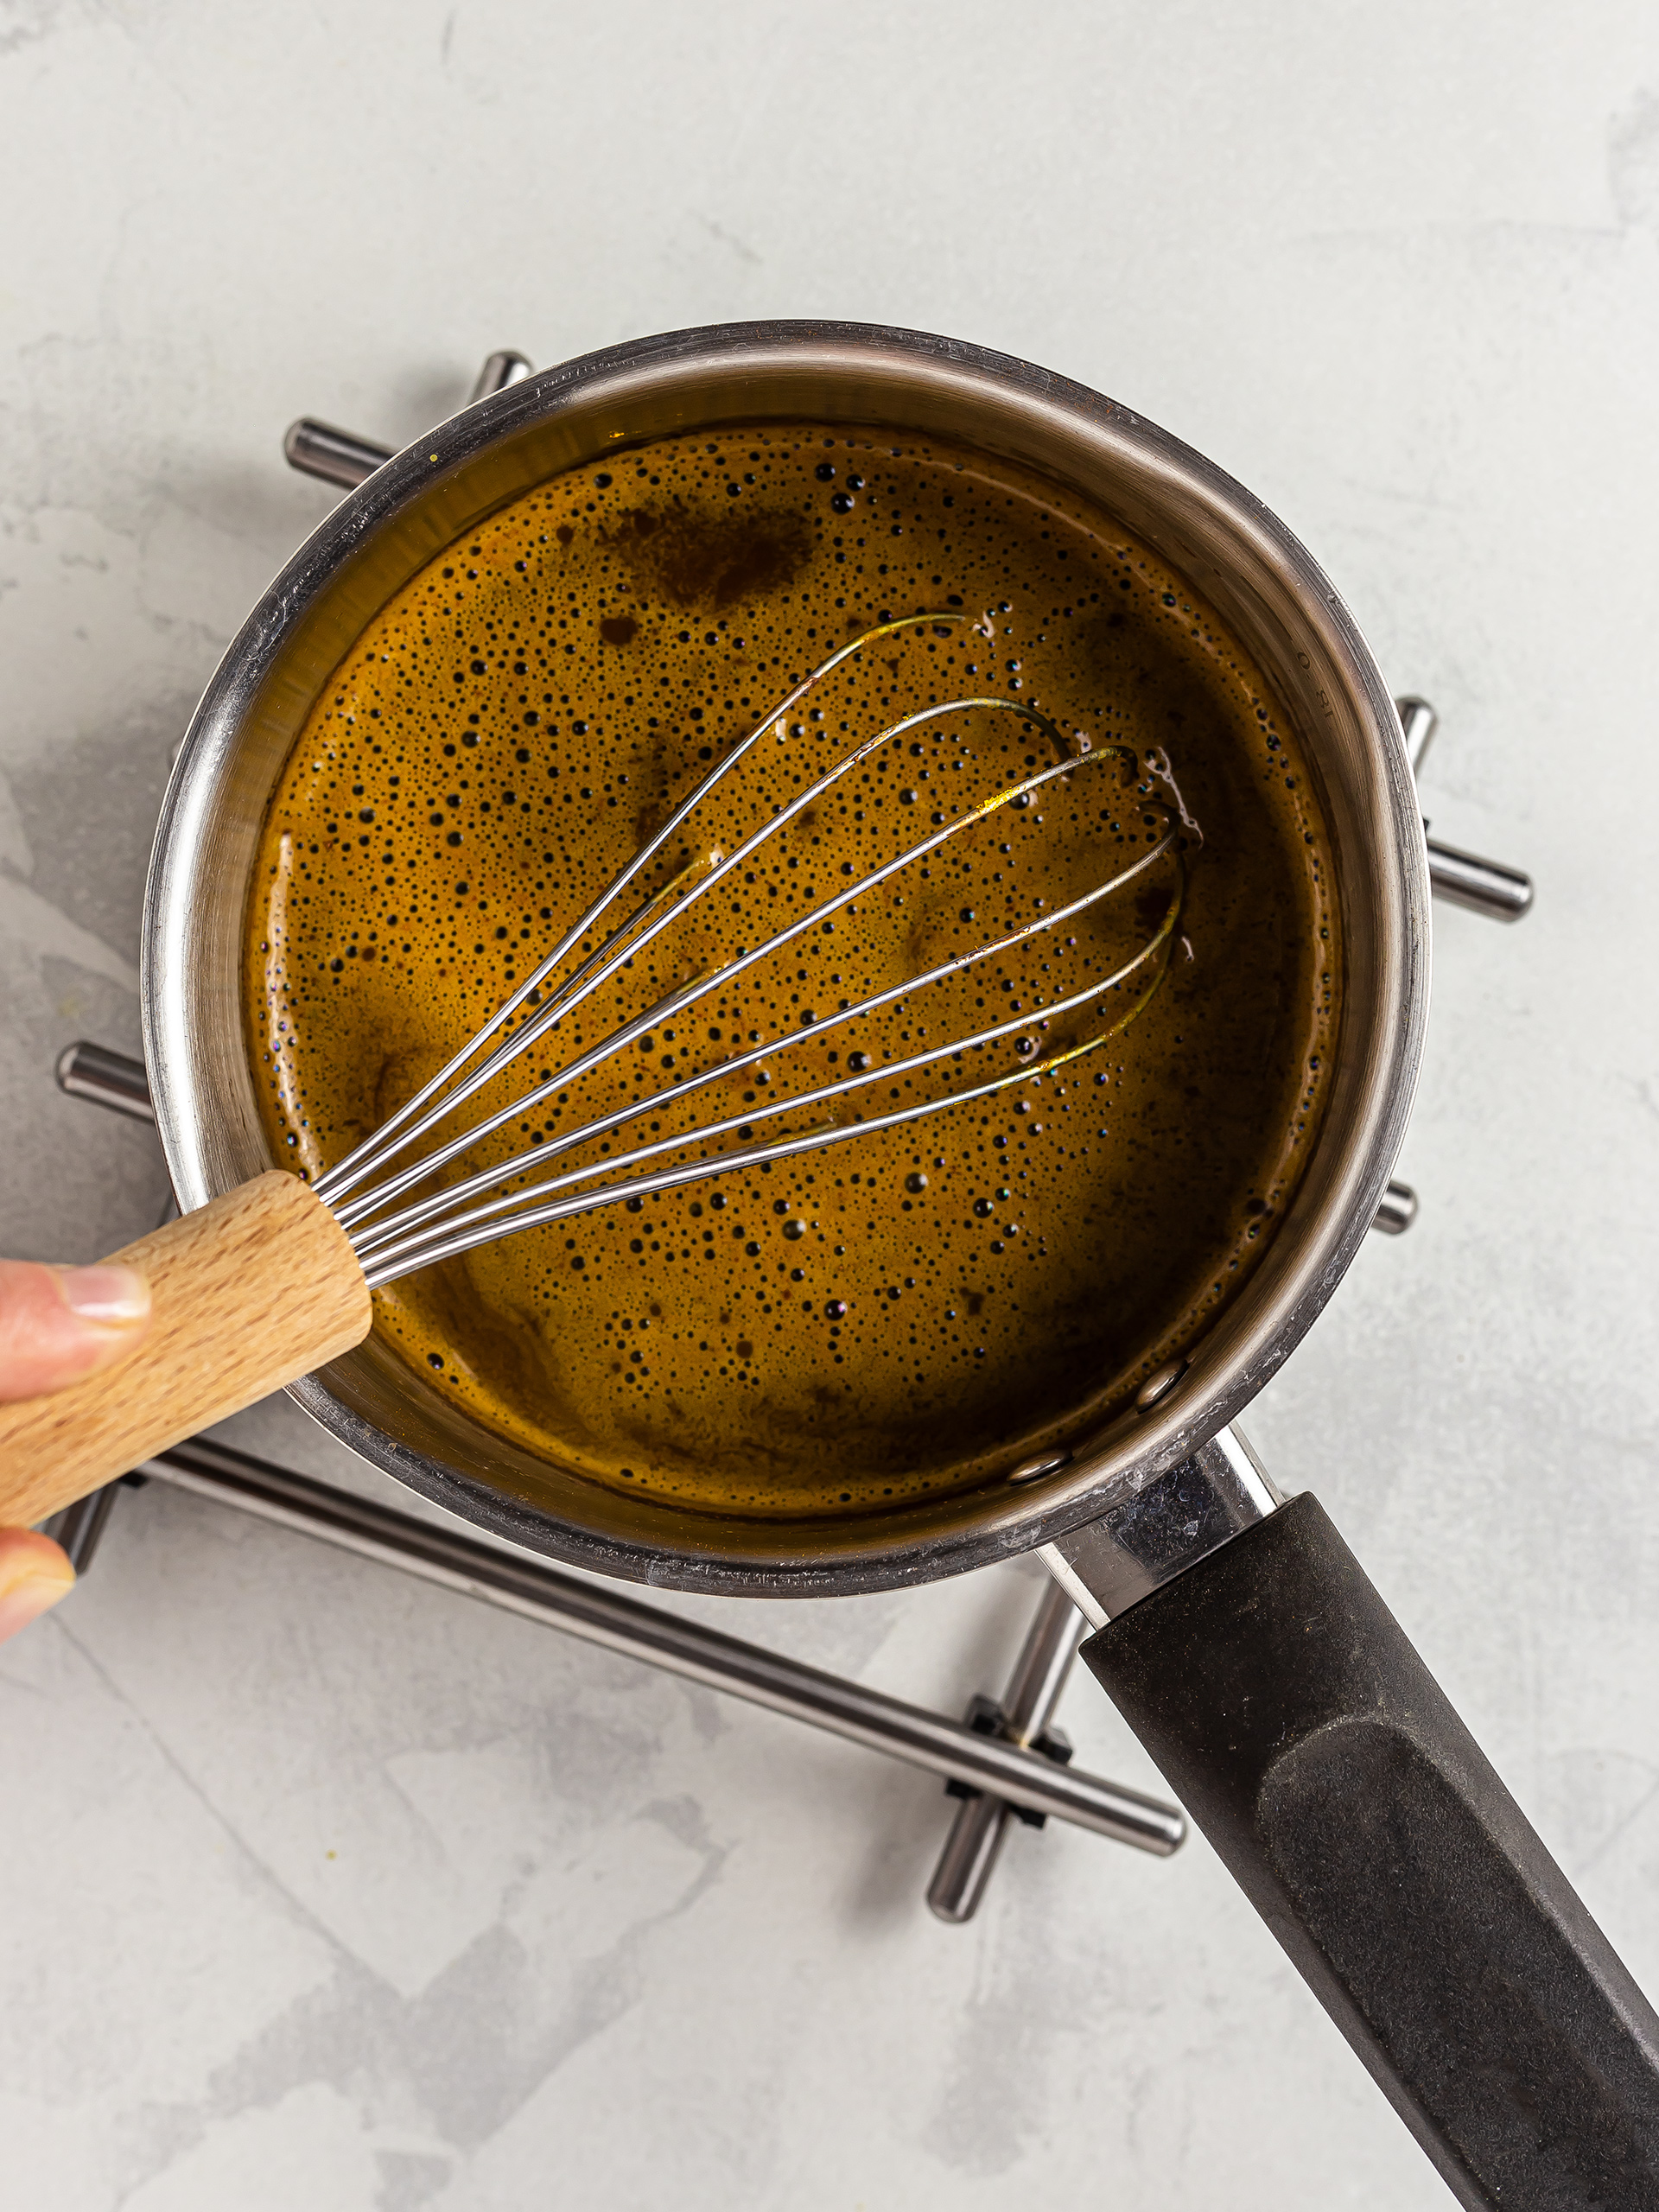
[1079,1492,1659,2210]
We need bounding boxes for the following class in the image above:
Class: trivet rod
[927,1578,1084,1922]
[467,350,533,402]
[1397,695,1439,774]
[1425,835,1534,922]
[282,417,393,488]
[55,1040,155,1122]
[285,351,534,489]
[1371,1180,1417,1236]
[137,1437,1185,1855]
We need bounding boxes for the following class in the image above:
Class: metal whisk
[0,612,1194,1517]
[315,612,1192,1288]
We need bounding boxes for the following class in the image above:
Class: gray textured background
[3,3,1658,2205]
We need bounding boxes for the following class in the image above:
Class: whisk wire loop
[356,908,1179,1287]
[304,613,1195,1289]
[332,690,1071,1232]
[348,825,1182,1275]
[334,724,1114,1236]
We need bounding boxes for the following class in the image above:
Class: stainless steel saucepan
[140,322,1659,2209]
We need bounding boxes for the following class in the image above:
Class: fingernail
[54,1264,150,1327]
[0,1558,75,1644]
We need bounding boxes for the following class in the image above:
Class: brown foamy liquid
[245,423,1339,1519]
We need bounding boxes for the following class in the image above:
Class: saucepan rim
[142,318,1428,1596]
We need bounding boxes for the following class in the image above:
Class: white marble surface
[3,3,1659,2204]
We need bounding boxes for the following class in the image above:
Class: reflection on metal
[1372,1179,1419,1236]
[282,417,395,488]
[1426,836,1535,922]
[1135,1357,1187,1410]
[55,1041,155,1122]
[1007,1449,1071,1486]
[1041,1424,1285,1629]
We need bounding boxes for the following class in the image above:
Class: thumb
[0,1258,150,1402]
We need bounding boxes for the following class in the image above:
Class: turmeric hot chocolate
[245,424,1339,1517]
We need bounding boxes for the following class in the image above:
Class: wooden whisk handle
[0,1172,372,1529]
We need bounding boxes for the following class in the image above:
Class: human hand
[0,1261,150,1644]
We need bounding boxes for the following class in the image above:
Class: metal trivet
[41,354,1533,1923]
